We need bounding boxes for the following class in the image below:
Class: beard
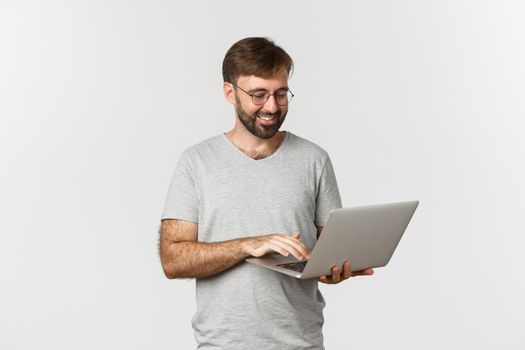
[235,95,287,139]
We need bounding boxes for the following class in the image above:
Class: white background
[1,1,524,349]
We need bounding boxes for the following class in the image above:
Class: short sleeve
[161,151,199,223]
[315,155,342,227]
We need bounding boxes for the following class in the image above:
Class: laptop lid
[246,200,419,279]
[300,200,419,278]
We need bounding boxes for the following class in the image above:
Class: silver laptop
[245,200,419,279]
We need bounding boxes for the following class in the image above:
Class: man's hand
[241,232,310,261]
[318,260,374,284]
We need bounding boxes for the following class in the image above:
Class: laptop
[245,200,419,279]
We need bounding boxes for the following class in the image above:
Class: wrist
[237,237,252,258]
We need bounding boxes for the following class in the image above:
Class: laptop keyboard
[277,260,308,272]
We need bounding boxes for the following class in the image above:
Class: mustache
[255,111,281,118]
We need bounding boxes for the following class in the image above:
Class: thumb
[292,232,300,237]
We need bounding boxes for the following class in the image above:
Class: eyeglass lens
[252,91,292,106]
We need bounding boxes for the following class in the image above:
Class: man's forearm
[161,238,249,279]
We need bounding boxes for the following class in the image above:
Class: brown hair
[222,37,294,84]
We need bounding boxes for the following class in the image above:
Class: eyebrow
[248,86,289,93]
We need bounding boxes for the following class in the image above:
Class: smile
[258,115,276,120]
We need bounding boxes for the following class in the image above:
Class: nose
[262,95,279,113]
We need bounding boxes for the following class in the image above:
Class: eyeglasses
[231,82,294,106]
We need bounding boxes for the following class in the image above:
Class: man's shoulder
[286,131,330,160]
[180,134,224,159]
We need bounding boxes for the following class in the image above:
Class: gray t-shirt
[162,131,342,349]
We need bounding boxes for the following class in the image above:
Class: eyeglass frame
[230,82,294,106]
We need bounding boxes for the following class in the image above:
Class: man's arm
[159,219,310,279]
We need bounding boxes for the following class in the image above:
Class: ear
[223,82,236,105]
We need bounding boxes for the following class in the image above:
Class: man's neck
[225,128,285,160]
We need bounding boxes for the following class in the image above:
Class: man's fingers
[351,268,375,277]
[262,242,290,257]
[320,264,347,284]
[249,233,310,259]
[269,237,306,260]
[273,234,310,259]
[331,266,341,283]
[342,261,351,280]
[285,233,310,258]
[318,263,374,284]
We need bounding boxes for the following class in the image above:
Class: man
[159,37,374,349]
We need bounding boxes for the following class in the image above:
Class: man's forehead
[237,74,289,89]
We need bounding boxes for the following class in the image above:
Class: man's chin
[256,119,285,138]
[254,125,281,139]
[256,133,277,139]
[236,111,284,139]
